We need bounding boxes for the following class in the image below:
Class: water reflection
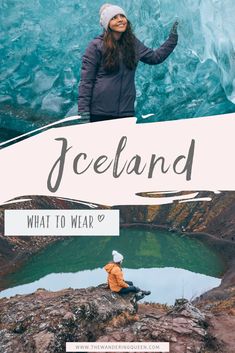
[0,267,221,304]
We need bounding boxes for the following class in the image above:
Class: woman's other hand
[78,111,90,123]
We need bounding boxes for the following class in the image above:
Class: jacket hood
[104,262,118,273]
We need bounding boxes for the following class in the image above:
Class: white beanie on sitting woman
[112,250,123,263]
[99,3,127,30]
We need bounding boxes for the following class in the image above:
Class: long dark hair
[103,21,136,72]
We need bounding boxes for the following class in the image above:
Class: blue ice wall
[1,0,235,138]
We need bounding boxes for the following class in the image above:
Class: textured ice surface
[0,0,235,138]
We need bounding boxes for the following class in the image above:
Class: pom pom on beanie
[112,250,124,263]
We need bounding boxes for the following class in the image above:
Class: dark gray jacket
[78,32,178,117]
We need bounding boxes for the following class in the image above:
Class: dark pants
[90,115,131,123]
[118,281,139,295]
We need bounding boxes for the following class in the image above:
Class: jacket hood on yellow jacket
[104,262,119,273]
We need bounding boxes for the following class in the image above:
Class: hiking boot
[135,292,145,301]
[141,290,151,296]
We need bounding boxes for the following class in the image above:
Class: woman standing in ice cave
[78,3,178,123]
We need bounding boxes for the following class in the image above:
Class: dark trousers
[90,115,131,123]
[118,281,139,295]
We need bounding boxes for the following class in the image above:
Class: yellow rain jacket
[104,262,129,292]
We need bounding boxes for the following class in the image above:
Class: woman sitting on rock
[104,250,151,300]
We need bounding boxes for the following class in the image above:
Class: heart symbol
[98,215,105,222]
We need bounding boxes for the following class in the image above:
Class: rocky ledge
[0,286,234,353]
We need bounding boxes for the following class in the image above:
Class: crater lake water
[0,228,225,304]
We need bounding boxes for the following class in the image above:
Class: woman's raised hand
[170,20,179,35]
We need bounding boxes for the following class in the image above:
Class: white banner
[0,114,234,206]
[4,210,119,236]
[66,342,169,352]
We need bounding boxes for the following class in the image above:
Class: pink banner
[0,114,234,206]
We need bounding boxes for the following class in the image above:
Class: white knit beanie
[112,250,124,263]
[99,3,127,30]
